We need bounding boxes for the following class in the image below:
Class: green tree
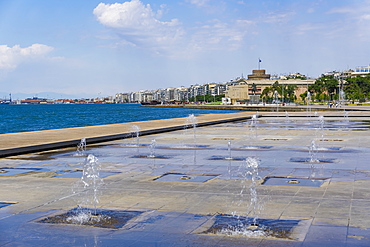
[261,86,272,101]
[323,75,339,99]
[308,79,325,99]
[195,95,205,102]
[261,81,280,102]
[344,75,370,100]
[271,81,281,95]
[285,84,298,102]
[190,94,225,103]
[300,91,307,102]
[309,75,339,101]
[260,81,300,103]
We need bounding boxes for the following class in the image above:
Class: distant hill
[0,92,100,100]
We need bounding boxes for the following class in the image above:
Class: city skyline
[1,0,369,98]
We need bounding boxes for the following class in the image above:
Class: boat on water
[141,100,161,105]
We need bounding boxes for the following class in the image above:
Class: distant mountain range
[0,92,101,100]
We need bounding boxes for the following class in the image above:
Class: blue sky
[0,0,369,99]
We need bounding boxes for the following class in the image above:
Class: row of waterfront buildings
[114,65,370,105]
[114,69,309,104]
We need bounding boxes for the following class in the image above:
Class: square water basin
[154,173,219,183]
[53,171,120,178]
[289,157,336,163]
[38,207,143,229]
[0,202,15,208]
[262,176,328,187]
[0,168,42,176]
[201,214,304,240]
[208,155,245,161]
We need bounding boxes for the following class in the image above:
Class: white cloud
[94,0,254,57]
[307,8,315,14]
[93,1,184,54]
[189,19,254,51]
[327,0,370,40]
[295,22,324,35]
[262,11,295,24]
[186,0,210,8]
[329,1,370,22]
[0,44,54,70]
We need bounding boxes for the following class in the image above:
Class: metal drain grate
[262,176,328,187]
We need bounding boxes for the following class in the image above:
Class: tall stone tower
[247,70,271,80]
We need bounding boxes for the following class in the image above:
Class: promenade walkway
[1,109,370,246]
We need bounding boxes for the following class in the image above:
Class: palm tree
[286,84,298,102]
[261,86,272,102]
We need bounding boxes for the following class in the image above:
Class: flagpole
[258,58,261,70]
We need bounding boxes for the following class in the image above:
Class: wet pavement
[1,112,370,246]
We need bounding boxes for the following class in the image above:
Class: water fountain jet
[167,114,209,150]
[186,114,197,145]
[309,140,319,163]
[306,91,312,117]
[273,90,279,112]
[131,125,141,147]
[209,140,244,161]
[74,154,103,216]
[74,138,87,157]
[227,157,264,233]
[39,154,144,228]
[227,140,232,160]
[148,139,156,158]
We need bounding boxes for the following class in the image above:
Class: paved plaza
[1,110,370,246]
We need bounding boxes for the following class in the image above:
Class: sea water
[0,104,239,134]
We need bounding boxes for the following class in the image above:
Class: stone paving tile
[349,215,370,229]
[312,217,349,227]
[294,187,326,198]
[351,199,370,208]
[346,227,370,246]
[262,187,300,196]
[259,239,303,247]
[315,206,350,219]
[302,225,348,247]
